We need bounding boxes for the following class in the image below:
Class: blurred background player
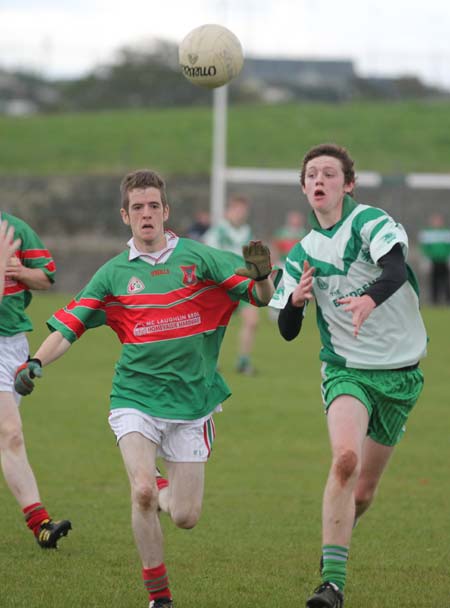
[271,144,427,608]
[203,194,259,375]
[269,210,307,321]
[271,210,307,266]
[0,211,71,548]
[14,170,276,608]
[0,220,20,303]
[185,209,210,241]
[418,211,450,305]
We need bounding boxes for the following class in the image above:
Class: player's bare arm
[14,331,72,396]
[291,260,315,307]
[33,331,72,366]
[5,257,52,290]
[253,275,275,303]
[336,294,376,337]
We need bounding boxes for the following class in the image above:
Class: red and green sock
[142,563,171,603]
[23,502,50,537]
[156,476,169,491]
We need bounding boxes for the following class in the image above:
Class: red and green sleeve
[47,269,108,342]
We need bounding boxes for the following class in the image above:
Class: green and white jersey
[418,226,450,262]
[270,196,427,370]
[203,219,252,256]
[47,233,266,420]
[0,212,56,336]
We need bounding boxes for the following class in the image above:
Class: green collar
[308,194,358,231]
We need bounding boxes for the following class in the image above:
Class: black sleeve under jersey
[278,243,407,340]
[277,295,305,341]
[363,243,407,306]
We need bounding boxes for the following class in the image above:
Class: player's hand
[0,222,20,266]
[5,254,24,281]
[14,358,43,396]
[235,240,272,281]
[291,260,315,307]
[337,294,376,337]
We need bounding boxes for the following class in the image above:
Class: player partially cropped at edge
[270,144,427,608]
[14,169,277,608]
[0,212,71,549]
[0,220,21,301]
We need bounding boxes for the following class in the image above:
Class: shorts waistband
[394,362,419,372]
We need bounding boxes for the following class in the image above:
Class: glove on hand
[14,358,42,396]
[235,240,272,281]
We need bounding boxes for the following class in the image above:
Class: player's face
[302,156,354,226]
[121,187,169,252]
[227,201,249,227]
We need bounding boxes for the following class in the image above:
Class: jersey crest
[127,276,145,294]
[316,277,329,290]
[180,265,198,286]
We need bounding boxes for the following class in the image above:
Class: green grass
[1,295,448,607]
[2,100,450,176]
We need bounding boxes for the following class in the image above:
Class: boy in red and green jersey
[0,212,56,333]
[14,170,276,608]
[48,230,268,420]
[0,211,71,549]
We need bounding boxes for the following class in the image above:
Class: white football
[179,24,244,89]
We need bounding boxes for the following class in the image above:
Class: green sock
[321,544,349,591]
[237,355,250,369]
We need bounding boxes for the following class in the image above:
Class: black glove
[235,240,272,281]
[14,358,43,396]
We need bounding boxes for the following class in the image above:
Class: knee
[355,481,377,511]
[332,449,360,486]
[0,421,25,452]
[242,309,259,331]
[246,315,259,331]
[131,478,159,511]
[171,504,202,529]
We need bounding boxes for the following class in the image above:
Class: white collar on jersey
[127,230,179,266]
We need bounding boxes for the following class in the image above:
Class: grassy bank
[2,100,450,176]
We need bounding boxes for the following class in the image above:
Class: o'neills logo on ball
[181,64,217,78]
[188,53,198,65]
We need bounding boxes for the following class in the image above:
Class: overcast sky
[1,0,450,88]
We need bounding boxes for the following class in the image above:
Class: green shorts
[321,363,424,446]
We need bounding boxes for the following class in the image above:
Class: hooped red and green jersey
[47,236,266,420]
[0,212,56,336]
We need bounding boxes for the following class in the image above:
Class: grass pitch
[1,295,448,607]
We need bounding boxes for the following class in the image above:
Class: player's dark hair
[300,144,355,191]
[120,170,168,211]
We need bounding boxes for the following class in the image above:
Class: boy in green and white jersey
[0,212,71,548]
[270,144,427,608]
[418,211,450,304]
[14,170,275,608]
[204,194,260,374]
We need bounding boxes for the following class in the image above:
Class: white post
[210,85,228,226]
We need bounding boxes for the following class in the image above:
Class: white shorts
[0,333,29,403]
[108,408,217,463]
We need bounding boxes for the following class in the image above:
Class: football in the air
[179,24,244,89]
